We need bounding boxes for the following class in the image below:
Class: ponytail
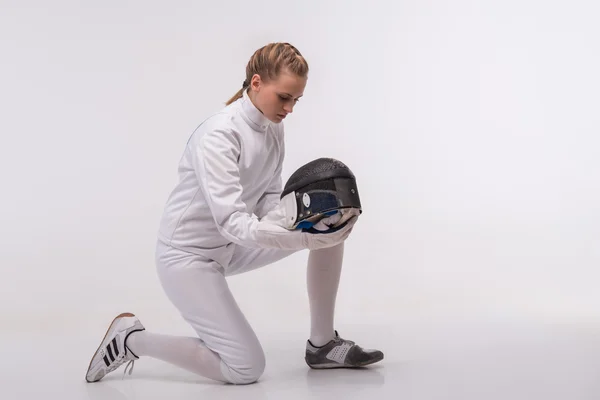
[225,86,246,106]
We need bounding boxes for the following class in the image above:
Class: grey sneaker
[305,331,384,369]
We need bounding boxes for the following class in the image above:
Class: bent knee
[221,351,266,385]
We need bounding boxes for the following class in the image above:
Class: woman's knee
[221,349,266,385]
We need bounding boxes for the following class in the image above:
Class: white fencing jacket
[157,89,291,264]
[157,88,359,266]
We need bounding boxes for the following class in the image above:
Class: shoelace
[332,333,355,346]
[102,348,135,380]
[122,360,135,379]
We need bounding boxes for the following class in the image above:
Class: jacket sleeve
[191,127,305,250]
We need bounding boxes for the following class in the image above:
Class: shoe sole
[85,312,136,383]
[306,353,384,369]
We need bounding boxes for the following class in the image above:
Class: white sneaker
[85,312,145,382]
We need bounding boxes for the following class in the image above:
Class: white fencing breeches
[126,239,344,385]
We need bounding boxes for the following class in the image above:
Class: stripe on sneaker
[112,338,119,357]
[103,355,110,367]
[107,343,115,362]
[326,342,353,363]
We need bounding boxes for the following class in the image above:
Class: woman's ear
[250,73,262,92]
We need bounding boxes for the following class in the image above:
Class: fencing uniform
[84,89,382,386]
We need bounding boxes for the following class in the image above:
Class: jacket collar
[240,89,271,131]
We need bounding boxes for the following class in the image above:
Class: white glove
[311,208,361,232]
[255,203,359,250]
[303,212,358,249]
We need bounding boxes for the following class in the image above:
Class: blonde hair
[226,42,309,105]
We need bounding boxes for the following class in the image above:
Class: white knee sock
[125,331,226,382]
[306,242,344,347]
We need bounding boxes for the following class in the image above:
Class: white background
[1,1,600,397]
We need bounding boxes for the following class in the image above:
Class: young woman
[85,42,383,385]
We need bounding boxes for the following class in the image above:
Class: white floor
[4,314,600,400]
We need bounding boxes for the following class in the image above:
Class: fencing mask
[279,158,362,232]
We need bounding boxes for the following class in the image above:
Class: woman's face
[249,69,307,123]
